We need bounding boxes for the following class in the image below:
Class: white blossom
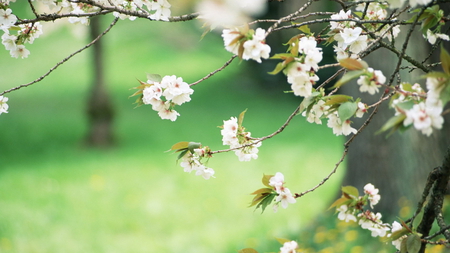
[0,8,17,29]
[0,96,9,114]
[269,172,285,193]
[280,240,298,253]
[337,205,357,222]
[364,183,380,207]
[10,45,30,59]
[275,188,296,209]
[403,102,443,136]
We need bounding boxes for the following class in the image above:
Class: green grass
[0,17,345,253]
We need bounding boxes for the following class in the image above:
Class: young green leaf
[376,114,407,135]
[298,25,311,34]
[328,196,352,210]
[338,101,358,122]
[256,193,276,213]
[405,234,421,253]
[339,58,368,70]
[146,73,162,83]
[262,174,273,188]
[187,142,202,153]
[440,46,450,75]
[324,95,353,106]
[341,186,359,198]
[333,70,366,88]
[170,141,190,151]
[238,109,247,129]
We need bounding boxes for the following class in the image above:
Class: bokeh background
[0,5,346,252]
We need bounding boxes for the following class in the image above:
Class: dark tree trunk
[341,32,450,221]
[85,16,115,147]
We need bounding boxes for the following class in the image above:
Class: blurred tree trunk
[85,16,115,147]
[258,1,450,221]
[340,10,450,220]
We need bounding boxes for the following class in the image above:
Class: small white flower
[340,27,363,45]
[0,9,17,29]
[269,172,285,193]
[337,205,357,222]
[0,96,9,114]
[275,188,296,209]
[280,240,298,253]
[10,44,30,59]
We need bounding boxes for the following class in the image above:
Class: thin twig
[1,17,119,96]
[189,56,237,87]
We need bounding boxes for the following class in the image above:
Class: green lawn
[0,17,345,253]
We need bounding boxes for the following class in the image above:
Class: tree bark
[341,34,450,221]
[85,16,115,147]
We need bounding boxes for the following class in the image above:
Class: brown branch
[1,17,119,96]
[417,145,450,253]
[189,56,237,87]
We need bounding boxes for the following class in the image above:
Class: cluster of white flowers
[269,172,296,212]
[180,148,215,180]
[392,79,444,136]
[301,97,367,136]
[336,184,392,240]
[141,75,194,121]
[283,36,323,97]
[357,67,387,95]
[0,96,9,114]
[330,4,400,60]
[358,211,390,237]
[0,5,43,59]
[326,112,358,136]
[222,27,271,63]
[279,240,298,253]
[221,116,262,161]
[196,0,266,28]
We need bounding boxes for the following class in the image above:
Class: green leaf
[238,248,258,253]
[170,141,190,151]
[262,174,273,188]
[341,186,359,198]
[324,95,353,106]
[377,114,407,135]
[187,142,202,153]
[298,25,311,34]
[146,73,162,83]
[255,193,276,213]
[440,47,450,75]
[328,196,352,210]
[270,53,293,60]
[395,100,415,111]
[339,58,368,70]
[388,228,410,242]
[400,238,408,253]
[268,62,287,75]
[238,109,247,129]
[338,102,358,122]
[251,187,274,195]
[406,234,421,253]
[333,70,366,88]
[177,149,188,160]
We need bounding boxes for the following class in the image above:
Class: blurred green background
[0,12,349,253]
